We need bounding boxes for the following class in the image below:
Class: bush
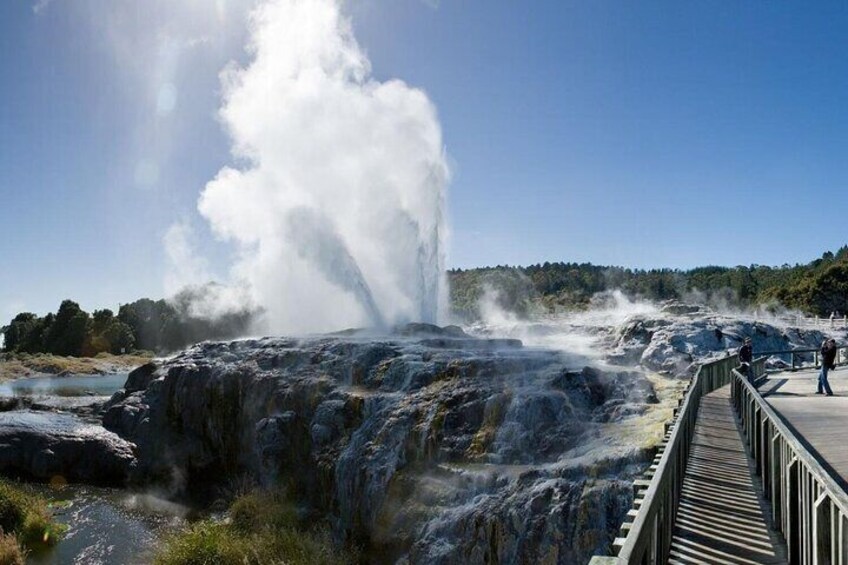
[153,522,253,565]
[0,532,24,565]
[0,481,63,550]
[229,491,298,534]
[155,490,351,565]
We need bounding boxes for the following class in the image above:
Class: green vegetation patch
[1,289,256,357]
[0,480,65,551]
[155,490,352,565]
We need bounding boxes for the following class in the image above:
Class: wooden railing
[758,345,848,372]
[772,315,848,329]
[731,368,848,564]
[591,350,848,565]
[589,354,764,564]
[796,315,848,329]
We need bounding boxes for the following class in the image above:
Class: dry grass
[0,352,153,381]
[0,532,25,565]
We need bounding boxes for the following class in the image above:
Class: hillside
[449,246,848,320]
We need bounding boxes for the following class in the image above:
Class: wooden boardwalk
[760,368,848,491]
[669,386,789,565]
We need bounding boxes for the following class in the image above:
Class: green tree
[103,319,136,354]
[44,301,90,356]
[1,313,39,352]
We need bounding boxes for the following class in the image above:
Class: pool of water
[0,372,186,563]
[0,373,128,398]
[24,484,187,565]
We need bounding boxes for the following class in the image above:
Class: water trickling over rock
[102,325,667,563]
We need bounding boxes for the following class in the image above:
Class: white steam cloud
[163,221,211,296]
[198,0,449,334]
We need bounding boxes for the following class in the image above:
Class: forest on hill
[3,247,848,357]
[449,245,848,321]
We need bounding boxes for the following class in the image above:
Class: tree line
[4,246,847,356]
[1,288,255,357]
[449,246,848,320]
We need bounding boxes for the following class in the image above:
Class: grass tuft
[0,480,64,552]
[0,532,25,565]
[229,490,299,534]
[155,490,352,565]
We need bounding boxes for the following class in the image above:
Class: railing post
[758,412,767,479]
[771,434,781,522]
[787,457,800,564]
[813,492,832,565]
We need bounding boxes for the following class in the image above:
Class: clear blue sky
[2,0,848,319]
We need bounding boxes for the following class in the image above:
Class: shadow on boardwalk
[669,386,788,565]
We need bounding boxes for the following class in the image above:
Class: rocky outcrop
[102,330,660,563]
[0,307,839,562]
[404,464,636,564]
[0,411,135,484]
[610,314,833,375]
[124,362,158,393]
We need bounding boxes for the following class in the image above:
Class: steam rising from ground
[468,285,828,374]
[195,0,449,334]
[470,289,662,366]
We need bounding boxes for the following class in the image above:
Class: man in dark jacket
[817,338,837,396]
[739,338,754,382]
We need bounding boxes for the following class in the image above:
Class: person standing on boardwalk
[739,337,754,382]
[817,338,837,396]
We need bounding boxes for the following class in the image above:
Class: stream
[0,372,186,564]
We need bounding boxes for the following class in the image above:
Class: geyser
[198,0,450,334]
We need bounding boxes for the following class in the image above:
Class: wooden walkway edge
[669,385,789,564]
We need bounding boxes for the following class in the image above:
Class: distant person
[817,338,837,396]
[739,337,754,382]
[831,311,836,328]
[714,327,723,345]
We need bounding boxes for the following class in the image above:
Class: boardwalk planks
[669,386,788,564]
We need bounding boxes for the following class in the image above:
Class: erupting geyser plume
[197,0,450,334]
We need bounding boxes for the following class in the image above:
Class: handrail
[757,345,848,372]
[589,354,759,564]
[758,346,846,356]
[771,315,848,328]
[590,350,848,564]
[791,315,848,328]
[731,368,848,563]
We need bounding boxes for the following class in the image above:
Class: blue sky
[2,0,848,318]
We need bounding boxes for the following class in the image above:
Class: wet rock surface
[608,308,838,375]
[0,410,135,484]
[102,330,659,563]
[0,372,136,485]
[2,310,835,562]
